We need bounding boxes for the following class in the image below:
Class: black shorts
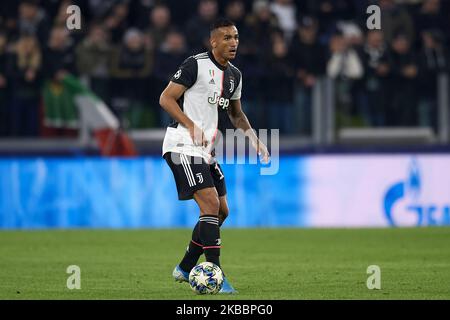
[164,152,227,200]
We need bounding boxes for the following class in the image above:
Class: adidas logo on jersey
[209,78,215,85]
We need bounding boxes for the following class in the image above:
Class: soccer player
[159,18,270,294]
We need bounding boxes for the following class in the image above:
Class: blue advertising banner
[1,155,449,229]
[0,157,305,229]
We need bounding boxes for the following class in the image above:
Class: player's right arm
[160,82,207,147]
[159,82,191,129]
[159,56,208,147]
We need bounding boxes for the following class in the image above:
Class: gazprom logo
[384,158,450,227]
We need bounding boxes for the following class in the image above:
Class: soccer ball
[189,262,224,294]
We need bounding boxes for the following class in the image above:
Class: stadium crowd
[0,0,449,137]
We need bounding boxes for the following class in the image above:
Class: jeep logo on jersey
[208,92,230,110]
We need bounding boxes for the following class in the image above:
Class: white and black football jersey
[162,51,242,163]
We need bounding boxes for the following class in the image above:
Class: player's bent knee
[196,194,220,214]
[219,207,229,222]
[195,188,220,214]
[218,197,229,225]
[203,196,220,214]
[218,212,228,226]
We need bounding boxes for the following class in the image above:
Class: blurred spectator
[359,30,391,126]
[388,33,419,126]
[336,20,364,47]
[39,0,65,22]
[42,27,78,133]
[165,0,199,28]
[155,30,187,74]
[110,28,154,128]
[0,31,9,136]
[269,0,297,41]
[153,29,188,126]
[263,32,294,134]
[327,30,363,126]
[0,0,448,136]
[86,0,117,20]
[185,0,218,53]
[224,0,246,31]
[236,0,280,130]
[131,0,157,30]
[16,0,50,45]
[110,28,152,87]
[43,27,76,81]
[76,23,111,103]
[327,31,363,79]
[417,29,448,131]
[146,4,171,50]
[289,16,326,135]
[379,0,415,44]
[414,0,449,46]
[8,34,42,137]
[242,0,279,54]
[307,0,357,40]
[104,2,130,44]
[336,20,367,125]
[0,2,18,36]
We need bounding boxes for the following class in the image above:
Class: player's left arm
[227,99,270,164]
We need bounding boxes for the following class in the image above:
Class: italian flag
[43,75,137,156]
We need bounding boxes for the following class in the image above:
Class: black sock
[179,221,203,273]
[199,215,221,268]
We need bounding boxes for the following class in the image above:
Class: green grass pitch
[0,228,449,299]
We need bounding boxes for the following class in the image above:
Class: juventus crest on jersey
[162,51,242,163]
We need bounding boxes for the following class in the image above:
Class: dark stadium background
[0,0,450,300]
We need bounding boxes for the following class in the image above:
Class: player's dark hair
[210,18,235,32]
